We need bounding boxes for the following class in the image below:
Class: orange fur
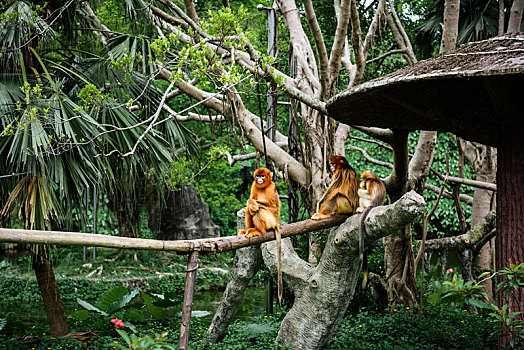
[239,168,281,237]
[311,155,359,220]
[238,168,282,301]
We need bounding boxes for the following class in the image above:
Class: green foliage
[114,328,176,350]
[193,157,248,236]
[429,263,524,348]
[166,156,193,190]
[329,305,497,349]
[439,272,492,309]
[496,262,524,299]
[192,314,289,350]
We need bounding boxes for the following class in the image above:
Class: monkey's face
[255,174,266,184]
[360,181,366,189]
[329,156,349,174]
[360,170,377,181]
[254,168,272,188]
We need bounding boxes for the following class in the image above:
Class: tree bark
[507,0,524,33]
[496,122,524,347]
[264,191,426,350]
[440,0,460,53]
[422,211,496,280]
[463,141,497,300]
[499,0,506,34]
[32,246,68,337]
[206,209,263,343]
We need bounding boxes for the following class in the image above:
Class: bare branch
[352,125,393,143]
[366,48,408,64]
[386,0,417,65]
[162,104,226,122]
[303,0,329,95]
[84,3,112,45]
[431,169,497,191]
[149,4,189,30]
[349,0,366,85]
[120,81,175,158]
[424,183,473,205]
[363,0,387,58]
[328,0,352,93]
[348,145,393,169]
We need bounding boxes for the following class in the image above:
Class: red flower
[111,318,125,329]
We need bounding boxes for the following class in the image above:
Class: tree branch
[363,0,387,58]
[328,0,352,94]
[431,169,497,191]
[349,0,366,85]
[349,145,393,169]
[303,0,329,95]
[366,48,408,64]
[352,125,393,143]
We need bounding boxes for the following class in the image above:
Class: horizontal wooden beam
[0,215,348,254]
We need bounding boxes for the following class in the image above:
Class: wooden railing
[0,214,348,350]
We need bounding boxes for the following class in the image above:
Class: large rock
[158,185,220,240]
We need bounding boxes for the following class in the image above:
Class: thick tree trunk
[32,246,68,337]
[507,0,524,33]
[440,0,460,53]
[496,123,524,346]
[267,191,426,350]
[206,209,264,343]
[464,143,497,300]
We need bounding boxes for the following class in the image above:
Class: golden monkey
[357,170,386,289]
[311,155,359,220]
[238,168,283,302]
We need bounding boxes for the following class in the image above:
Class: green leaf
[141,292,165,321]
[77,298,108,316]
[68,310,89,320]
[116,328,131,345]
[125,310,145,323]
[466,299,494,311]
[99,286,129,312]
[106,288,140,314]
[0,318,6,332]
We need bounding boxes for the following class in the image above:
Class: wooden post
[179,250,199,350]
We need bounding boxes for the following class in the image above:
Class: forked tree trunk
[270,191,425,349]
[32,245,68,337]
[207,192,425,350]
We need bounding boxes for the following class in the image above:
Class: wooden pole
[179,250,199,350]
[0,215,348,254]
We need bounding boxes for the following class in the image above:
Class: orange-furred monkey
[238,168,283,301]
[311,155,359,220]
[357,170,386,289]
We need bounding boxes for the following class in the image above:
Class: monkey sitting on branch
[356,170,386,289]
[311,155,360,220]
[238,168,283,302]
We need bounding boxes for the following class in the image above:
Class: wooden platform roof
[327,34,524,146]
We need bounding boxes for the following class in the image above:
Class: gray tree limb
[263,191,426,350]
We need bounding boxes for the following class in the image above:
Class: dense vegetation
[1,0,523,349]
[0,247,502,349]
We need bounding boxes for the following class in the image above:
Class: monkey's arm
[358,188,371,199]
[247,198,260,215]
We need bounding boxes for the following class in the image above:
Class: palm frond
[0,1,56,71]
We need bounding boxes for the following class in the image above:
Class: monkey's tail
[360,207,372,289]
[275,225,283,305]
